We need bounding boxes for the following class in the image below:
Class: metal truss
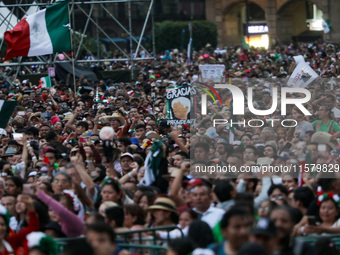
[0,0,155,79]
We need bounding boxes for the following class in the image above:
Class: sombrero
[111,113,126,126]
[148,197,178,214]
[100,113,126,126]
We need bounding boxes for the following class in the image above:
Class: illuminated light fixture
[247,25,269,34]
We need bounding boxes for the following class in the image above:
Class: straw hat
[146,131,161,140]
[101,113,126,126]
[311,132,339,150]
[99,115,113,125]
[63,113,73,121]
[111,113,126,126]
[148,197,178,214]
[28,112,41,121]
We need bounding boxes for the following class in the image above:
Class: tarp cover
[55,62,98,82]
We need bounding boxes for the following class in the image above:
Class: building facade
[206,0,340,48]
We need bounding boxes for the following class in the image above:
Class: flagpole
[68,0,77,95]
[187,22,192,66]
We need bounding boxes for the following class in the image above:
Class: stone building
[206,0,340,48]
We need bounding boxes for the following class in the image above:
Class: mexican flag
[0,100,17,128]
[3,0,71,61]
[322,19,333,34]
[39,76,51,88]
[241,37,250,50]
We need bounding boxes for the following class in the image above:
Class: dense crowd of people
[0,41,339,255]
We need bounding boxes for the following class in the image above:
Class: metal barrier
[296,234,340,251]
[116,225,184,255]
[54,226,183,254]
[55,233,340,254]
[55,237,88,253]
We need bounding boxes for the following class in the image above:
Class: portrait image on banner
[166,86,196,125]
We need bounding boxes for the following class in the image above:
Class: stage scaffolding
[0,0,155,80]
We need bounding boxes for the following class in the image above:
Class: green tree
[155,20,217,52]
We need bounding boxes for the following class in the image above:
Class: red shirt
[0,211,39,255]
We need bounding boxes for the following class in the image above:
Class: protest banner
[199,64,225,83]
[287,55,318,88]
[166,85,196,125]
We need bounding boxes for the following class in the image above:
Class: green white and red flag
[3,0,71,61]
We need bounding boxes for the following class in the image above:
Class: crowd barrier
[55,225,183,255]
[296,234,340,250]
[55,230,340,254]
[116,225,184,254]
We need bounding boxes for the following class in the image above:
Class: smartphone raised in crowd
[307,216,316,226]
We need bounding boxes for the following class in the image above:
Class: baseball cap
[130,138,139,145]
[251,218,276,237]
[120,153,133,160]
[278,154,289,161]
[28,171,38,177]
[187,178,212,189]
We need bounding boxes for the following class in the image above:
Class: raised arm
[254,177,271,209]
[21,135,28,179]
[36,190,85,237]
[71,153,96,198]
[170,129,188,154]
[65,107,80,131]
[169,162,189,207]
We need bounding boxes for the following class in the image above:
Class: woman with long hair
[72,182,93,220]
[304,194,340,234]
[148,197,181,239]
[98,177,134,209]
[123,204,146,230]
[148,197,178,227]
[0,195,39,254]
[313,105,340,138]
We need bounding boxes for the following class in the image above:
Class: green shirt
[312,120,340,135]
[213,220,223,242]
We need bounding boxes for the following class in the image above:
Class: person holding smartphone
[303,194,340,235]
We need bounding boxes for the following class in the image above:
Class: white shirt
[157,225,188,239]
[332,107,340,118]
[9,216,17,231]
[194,206,225,229]
[114,161,123,175]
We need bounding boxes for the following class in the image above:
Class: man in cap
[250,218,276,254]
[120,153,134,176]
[191,179,225,229]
